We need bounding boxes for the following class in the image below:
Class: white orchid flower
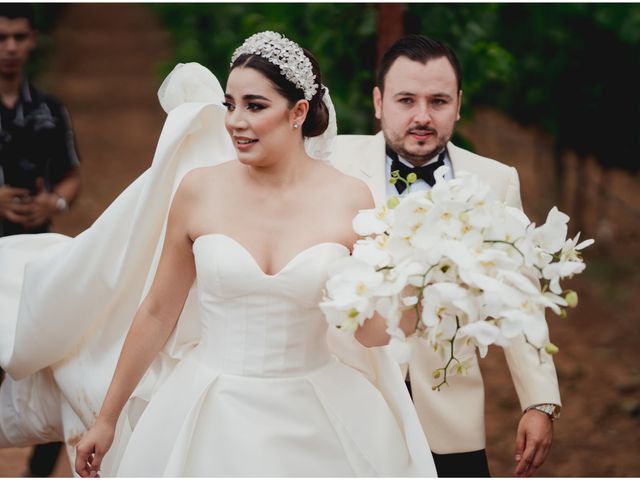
[374,296,402,328]
[323,165,592,386]
[320,257,384,330]
[459,321,501,357]
[353,208,390,236]
[352,238,392,268]
[542,260,586,294]
[390,192,432,241]
[494,269,540,296]
[432,164,450,185]
[559,232,595,262]
[537,290,568,315]
[421,282,470,328]
[534,207,569,253]
[385,259,425,294]
[465,271,528,308]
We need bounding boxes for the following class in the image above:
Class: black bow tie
[387,146,446,194]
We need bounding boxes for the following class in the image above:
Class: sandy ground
[1,4,638,477]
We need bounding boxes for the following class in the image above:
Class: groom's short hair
[377,34,463,94]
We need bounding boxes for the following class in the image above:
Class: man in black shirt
[0,4,80,237]
[0,4,80,476]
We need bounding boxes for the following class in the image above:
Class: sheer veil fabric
[0,63,434,475]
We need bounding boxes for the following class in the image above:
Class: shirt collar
[20,77,33,104]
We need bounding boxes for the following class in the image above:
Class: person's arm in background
[0,184,31,225]
[22,102,81,229]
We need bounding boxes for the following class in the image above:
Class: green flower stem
[484,238,549,277]
[524,334,544,365]
[389,170,416,192]
[375,265,395,272]
[432,316,462,391]
[483,239,526,260]
[413,264,438,332]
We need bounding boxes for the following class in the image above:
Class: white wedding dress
[111,234,433,476]
[0,64,436,476]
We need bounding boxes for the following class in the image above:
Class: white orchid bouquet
[320,166,593,389]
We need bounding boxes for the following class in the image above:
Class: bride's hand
[75,418,115,477]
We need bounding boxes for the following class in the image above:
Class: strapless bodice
[191,234,349,377]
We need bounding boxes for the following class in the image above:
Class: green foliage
[32,4,65,32]
[151,4,640,171]
[406,3,515,119]
[152,3,378,134]
[491,4,640,172]
[25,4,65,78]
[408,3,640,172]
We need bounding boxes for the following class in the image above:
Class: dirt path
[0,4,171,476]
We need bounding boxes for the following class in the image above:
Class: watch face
[535,404,559,420]
[55,196,68,211]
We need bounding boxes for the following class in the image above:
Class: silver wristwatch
[526,403,561,421]
[54,193,69,212]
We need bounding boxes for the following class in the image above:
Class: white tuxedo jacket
[330,131,561,454]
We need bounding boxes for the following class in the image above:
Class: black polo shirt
[0,79,79,236]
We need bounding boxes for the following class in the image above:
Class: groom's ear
[373,87,382,120]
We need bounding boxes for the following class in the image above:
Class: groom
[330,34,561,477]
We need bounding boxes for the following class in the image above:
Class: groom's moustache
[407,125,437,135]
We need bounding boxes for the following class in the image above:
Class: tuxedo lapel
[359,132,388,208]
[447,141,519,205]
[447,142,476,176]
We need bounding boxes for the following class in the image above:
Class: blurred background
[1,3,638,477]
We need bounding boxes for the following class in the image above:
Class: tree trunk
[376,4,405,69]
[595,167,614,254]
[572,155,589,236]
[375,4,405,131]
[553,144,566,211]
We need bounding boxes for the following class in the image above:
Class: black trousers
[432,449,491,477]
[405,380,491,477]
[27,442,64,477]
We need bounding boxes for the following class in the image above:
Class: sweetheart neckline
[193,233,350,278]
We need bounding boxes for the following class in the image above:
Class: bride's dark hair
[230,49,329,138]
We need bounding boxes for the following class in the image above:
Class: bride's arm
[355,311,416,347]
[336,174,416,348]
[75,174,198,477]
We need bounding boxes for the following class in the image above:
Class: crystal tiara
[230,31,319,101]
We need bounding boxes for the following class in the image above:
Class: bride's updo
[230,33,330,138]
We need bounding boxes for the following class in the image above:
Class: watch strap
[526,403,561,421]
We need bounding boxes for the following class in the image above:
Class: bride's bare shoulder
[319,163,374,210]
[178,160,239,193]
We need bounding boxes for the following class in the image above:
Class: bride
[0,32,436,477]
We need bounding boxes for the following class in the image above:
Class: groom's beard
[382,124,448,167]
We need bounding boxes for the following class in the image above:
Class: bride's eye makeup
[247,103,266,111]
[222,101,235,111]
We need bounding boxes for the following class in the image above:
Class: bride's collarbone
[224,198,326,222]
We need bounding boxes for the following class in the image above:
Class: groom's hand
[514,409,553,476]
